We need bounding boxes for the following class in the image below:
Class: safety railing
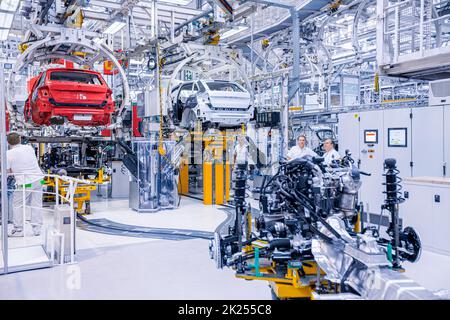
[379,0,450,65]
[5,172,94,265]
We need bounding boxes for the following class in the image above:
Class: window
[32,72,46,103]
[50,71,102,85]
[316,130,335,141]
[178,83,194,104]
[171,84,181,94]
[193,83,199,93]
[197,81,206,92]
[205,82,244,92]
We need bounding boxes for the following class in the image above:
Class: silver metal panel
[111,161,130,198]
[358,110,384,216]
[412,106,444,177]
[383,108,412,177]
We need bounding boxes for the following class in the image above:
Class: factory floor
[0,197,449,299]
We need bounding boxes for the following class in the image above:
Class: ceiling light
[104,21,126,34]
[0,12,14,29]
[0,12,14,40]
[221,26,248,39]
[158,0,192,5]
[0,29,9,41]
[0,0,20,12]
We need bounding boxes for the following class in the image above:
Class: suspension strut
[382,158,405,269]
[233,164,248,251]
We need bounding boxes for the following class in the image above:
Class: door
[359,110,384,215]
[383,108,413,177]
[401,183,434,251]
[337,112,360,161]
[444,106,450,177]
[431,185,450,254]
[411,106,444,177]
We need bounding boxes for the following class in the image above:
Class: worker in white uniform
[287,135,318,161]
[322,138,340,165]
[234,136,249,168]
[7,132,44,237]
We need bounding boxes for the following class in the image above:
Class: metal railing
[380,0,450,65]
[5,172,94,265]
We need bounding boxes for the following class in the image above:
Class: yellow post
[39,143,45,159]
[225,162,231,202]
[203,162,213,205]
[354,210,361,233]
[178,158,189,194]
[98,168,104,184]
[215,162,224,205]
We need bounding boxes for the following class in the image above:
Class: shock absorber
[233,165,248,250]
[382,158,405,269]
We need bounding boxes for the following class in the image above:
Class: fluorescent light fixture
[0,12,14,29]
[158,0,192,5]
[221,26,248,39]
[0,29,9,41]
[0,0,20,12]
[0,12,14,40]
[104,21,126,34]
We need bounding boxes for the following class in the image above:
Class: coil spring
[383,167,405,204]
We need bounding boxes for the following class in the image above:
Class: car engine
[210,153,432,299]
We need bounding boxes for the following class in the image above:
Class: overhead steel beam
[83,10,188,27]
[88,0,203,16]
[174,8,213,33]
[244,0,294,10]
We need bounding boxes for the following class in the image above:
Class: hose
[76,211,213,240]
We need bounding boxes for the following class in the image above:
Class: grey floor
[1,197,450,299]
[0,239,271,300]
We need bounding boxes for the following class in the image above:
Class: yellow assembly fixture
[202,129,232,205]
[44,168,110,214]
[72,51,87,58]
[235,256,326,300]
[18,43,29,53]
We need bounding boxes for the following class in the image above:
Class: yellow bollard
[178,158,189,194]
[215,162,224,205]
[203,162,213,205]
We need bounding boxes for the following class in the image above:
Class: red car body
[24,68,114,126]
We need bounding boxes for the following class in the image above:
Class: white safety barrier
[7,172,94,265]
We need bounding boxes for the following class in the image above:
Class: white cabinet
[432,186,450,253]
[383,108,412,177]
[337,112,360,159]
[402,178,450,255]
[401,184,434,249]
[411,106,444,177]
[358,110,385,215]
[444,107,450,177]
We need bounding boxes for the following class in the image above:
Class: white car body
[171,80,253,128]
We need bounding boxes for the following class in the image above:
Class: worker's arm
[286,148,293,161]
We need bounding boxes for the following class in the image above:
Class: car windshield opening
[206,82,244,92]
[50,72,102,85]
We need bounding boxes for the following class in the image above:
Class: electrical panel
[256,111,280,127]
